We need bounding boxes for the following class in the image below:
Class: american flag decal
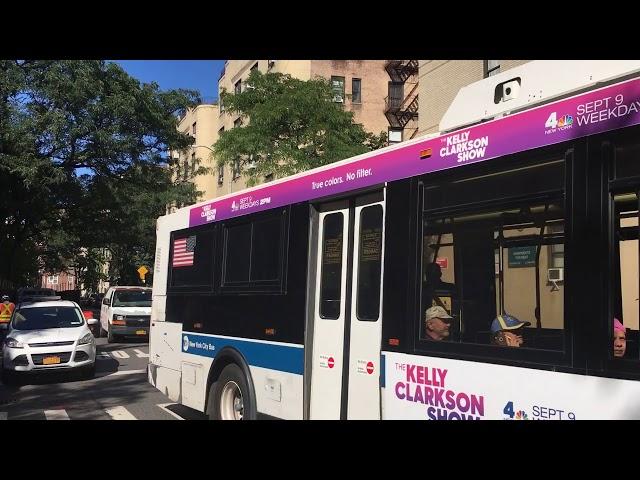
[172,236,196,267]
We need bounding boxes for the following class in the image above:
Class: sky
[115,60,225,101]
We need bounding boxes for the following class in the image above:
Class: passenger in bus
[423,262,456,313]
[424,306,454,341]
[613,318,627,358]
[490,314,531,348]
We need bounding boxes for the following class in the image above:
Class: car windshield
[112,290,151,307]
[12,307,85,330]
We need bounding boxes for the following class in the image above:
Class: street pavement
[0,337,207,420]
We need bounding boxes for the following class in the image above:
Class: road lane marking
[134,349,149,358]
[105,406,137,420]
[0,412,7,420]
[44,409,70,420]
[157,403,185,420]
[111,350,130,359]
[107,369,147,376]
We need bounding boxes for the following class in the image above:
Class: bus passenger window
[612,192,639,360]
[422,201,565,350]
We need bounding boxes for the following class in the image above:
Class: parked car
[99,286,152,343]
[2,298,97,384]
[16,287,57,303]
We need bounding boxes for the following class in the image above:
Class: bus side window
[422,202,565,351]
[612,192,639,360]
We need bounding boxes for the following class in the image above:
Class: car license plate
[43,356,61,365]
[136,330,147,335]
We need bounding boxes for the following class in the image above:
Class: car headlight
[4,337,25,349]
[78,333,94,345]
[115,315,125,320]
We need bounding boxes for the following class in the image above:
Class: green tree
[0,60,204,289]
[214,70,387,186]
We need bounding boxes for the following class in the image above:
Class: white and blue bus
[149,60,640,419]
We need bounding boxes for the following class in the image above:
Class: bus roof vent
[439,60,640,133]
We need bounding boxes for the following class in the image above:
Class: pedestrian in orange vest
[0,294,15,328]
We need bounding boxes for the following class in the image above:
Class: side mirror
[102,297,111,306]
[87,318,99,326]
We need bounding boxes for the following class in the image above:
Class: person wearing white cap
[424,305,454,341]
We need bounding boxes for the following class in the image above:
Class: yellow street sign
[137,266,149,279]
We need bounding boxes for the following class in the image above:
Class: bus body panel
[384,351,640,420]
[180,331,304,418]
[148,320,183,403]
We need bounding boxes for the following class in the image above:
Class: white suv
[2,300,96,384]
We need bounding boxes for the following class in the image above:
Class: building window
[388,128,403,144]
[234,118,242,129]
[218,164,224,185]
[192,122,197,135]
[264,173,274,183]
[234,79,242,95]
[47,275,59,285]
[251,62,259,71]
[485,60,501,78]
[388,82,403,110]
[331,76,345,103]
[232,159,241,180]
[352,78,362,104]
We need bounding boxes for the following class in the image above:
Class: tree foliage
[214,71,387,186]
[0,60,202,290]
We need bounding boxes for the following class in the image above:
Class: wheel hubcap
[220,381,244,420]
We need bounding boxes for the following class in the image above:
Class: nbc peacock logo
[515,410,529,420]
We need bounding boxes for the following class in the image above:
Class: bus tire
[210,363,256,420]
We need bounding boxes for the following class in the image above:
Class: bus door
[309,191,385,419]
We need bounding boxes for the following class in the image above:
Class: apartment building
[214,60,399,195]
[171,103,220,201]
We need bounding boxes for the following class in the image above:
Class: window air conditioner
[548,268,564,282]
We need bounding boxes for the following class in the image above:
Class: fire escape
[384,60,419,140]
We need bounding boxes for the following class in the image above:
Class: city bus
[148,60,640,419]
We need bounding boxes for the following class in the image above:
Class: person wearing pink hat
[613,318,626,358]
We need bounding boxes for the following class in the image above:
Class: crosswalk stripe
[133,349,149,358]
[111,350,130,359]
[105,406,137,420]
[44,409,70,420]
[0,412,7,420]
[157,403,185,420]
[109,369,147,376]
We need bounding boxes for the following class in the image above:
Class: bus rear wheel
[210,364,256,420]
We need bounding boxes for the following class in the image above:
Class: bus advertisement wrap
[384,352,640,420]
[190,77,640,228]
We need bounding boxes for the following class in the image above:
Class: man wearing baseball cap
[424,305,454,341]
[490,313,531,347]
